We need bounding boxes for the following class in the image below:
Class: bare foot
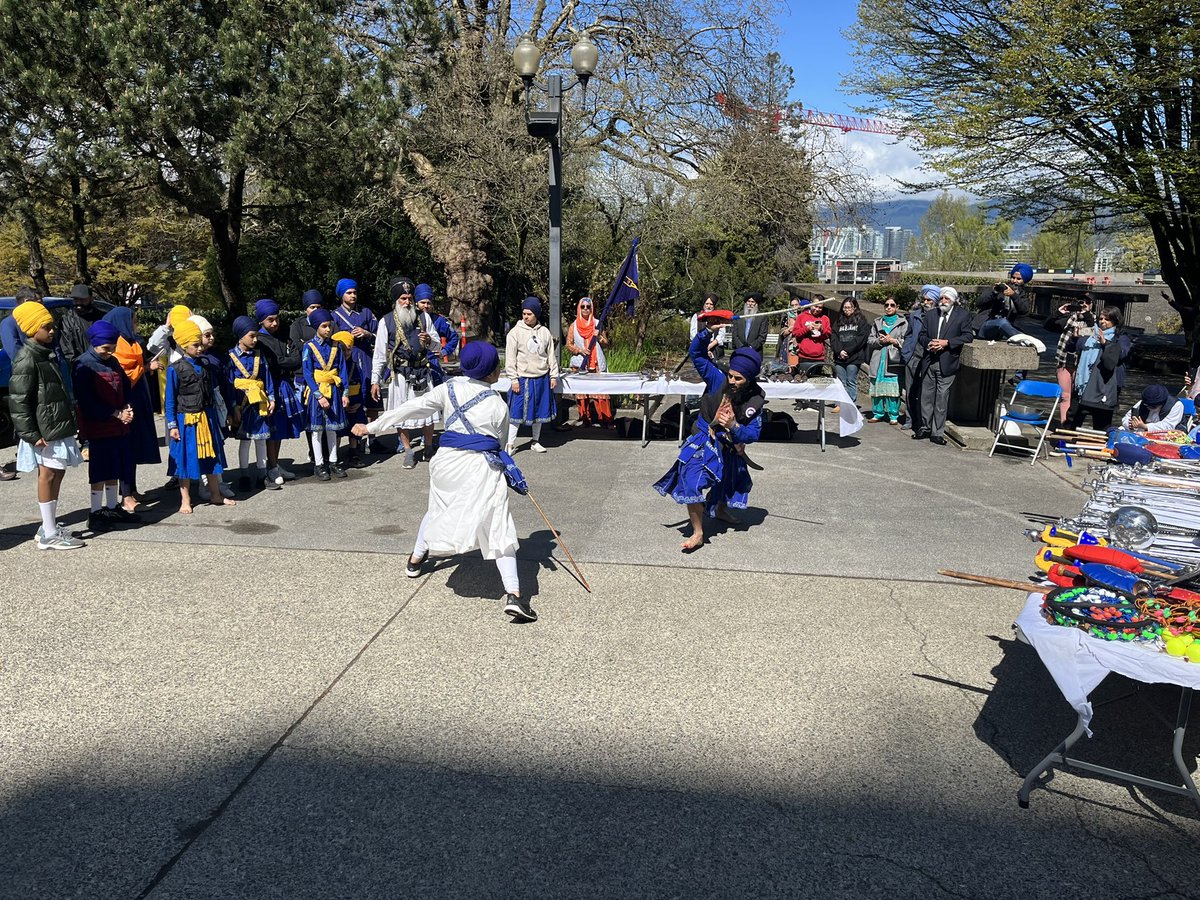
[179,504,193,515]
[681,534,704,552]
[212,497,237,507]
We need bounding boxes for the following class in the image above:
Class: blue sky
[773,3,863,114]
[772,3,927,199]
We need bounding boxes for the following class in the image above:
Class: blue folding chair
[989,379,1062,465]
[1180,397,1196,432]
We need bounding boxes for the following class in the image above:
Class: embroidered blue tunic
[225,345,276,441]
[653,330,764,515]
[301,336,350,433]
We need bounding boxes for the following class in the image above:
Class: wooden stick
[938,569,1050,593]
[525,488,592,593]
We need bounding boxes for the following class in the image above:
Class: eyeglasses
[580,303,592,308]
[883,303,897,309]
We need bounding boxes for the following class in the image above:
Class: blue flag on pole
[590,238,639,353]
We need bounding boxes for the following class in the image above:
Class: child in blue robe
[301,309,350,480]
[166,319,234,514]
[226,316,278,492]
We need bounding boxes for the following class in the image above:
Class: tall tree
[914,193,1011,271]
[386,0,780,336]
[848,0,1200,346]
[65,0,399,314]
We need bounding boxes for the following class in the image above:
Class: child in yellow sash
[301,310,350,481]
[226,316,279,492]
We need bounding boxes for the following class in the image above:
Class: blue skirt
[508,374,556,424]
[233,399,272,441]
[304,386,347,433]
[653,431,752,516]
[168,410,227,480]
[87,434,136,485]
[268,380,305,440]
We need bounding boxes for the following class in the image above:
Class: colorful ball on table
[1165,637,1187,657]
[1187,643,1200,663]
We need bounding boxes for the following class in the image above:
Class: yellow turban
[174,319,202,348]
[13,302,53,337]
[330,330,354,351]
[168,305,193,330]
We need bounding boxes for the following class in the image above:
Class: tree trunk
[16,201,50,296]
[1150,214,1200,366]
[403,194,494,339]
[69,172,90,285]
[208,170,247,316]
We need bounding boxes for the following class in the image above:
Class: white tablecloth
[494,374,864,437]
[1016,593,1200,732]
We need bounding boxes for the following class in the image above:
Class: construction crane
[714,92,900,136]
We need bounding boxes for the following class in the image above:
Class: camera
[994,281,1010,293]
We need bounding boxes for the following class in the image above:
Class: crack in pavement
[133,578,431,898]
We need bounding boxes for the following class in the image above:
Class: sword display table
[1014,593,1200,813]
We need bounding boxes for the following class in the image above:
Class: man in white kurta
[371,278,438,469]
[356,341,537,622]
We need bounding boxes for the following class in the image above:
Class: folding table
[1013,593,1200,813]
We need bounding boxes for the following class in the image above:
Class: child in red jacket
[792,300,831,364]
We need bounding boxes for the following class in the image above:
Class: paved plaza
[2,414,1198,899]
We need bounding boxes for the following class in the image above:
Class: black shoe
[406,550,429,578]
[88,510,113,532]
[109,507,142,524]
[347,454,367,469]
[912,430,930,440]
[930,435,948,446]
[316,464,331,482]
[238,475,252,492]
[329,463,347,479]
[503,593,538,623]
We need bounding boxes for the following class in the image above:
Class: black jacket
[8,340,77,444]
[971,286,1031,334]
[732,315,768,353]
[918,306,974,377]
[830,317,871,365]
[57,301,113,365]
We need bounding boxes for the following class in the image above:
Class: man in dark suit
[732,293,768,354]
[915,287,974,445]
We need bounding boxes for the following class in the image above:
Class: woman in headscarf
[103,306,161,505]
[865,295,909,424]
[654,320,766,553]
[1070,305,1131,430]
[565,296,613,427]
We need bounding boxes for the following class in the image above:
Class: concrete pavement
[2,413,1197,899]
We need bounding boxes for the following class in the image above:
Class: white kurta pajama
[371,317,436,429]
[366,377,518,560]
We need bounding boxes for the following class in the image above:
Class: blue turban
[920,284,941,302]
[335,278,357,300]
[460,342,499,379]
[102,307,137,344]
[728,347,762,380]
[309,308,334,327]
[415,283,434,302]
[86,320,120,347]
[232,316,259,339]
[254,298,280,321]
[522,296,542,318]
[301,289,324,308]
[1010,263,1034,283]
[1142,384,1171,408]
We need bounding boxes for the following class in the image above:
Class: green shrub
[1156,312,1184,335]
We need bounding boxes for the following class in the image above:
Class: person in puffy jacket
[7,302,86,550]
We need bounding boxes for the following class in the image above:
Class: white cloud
[837,131,937,198]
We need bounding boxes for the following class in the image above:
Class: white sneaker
[530,442,547,453]
[38,525,84,551]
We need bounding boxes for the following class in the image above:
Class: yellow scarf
[228,349,270,414]
[183,411,215,458]
[308,341,342,399]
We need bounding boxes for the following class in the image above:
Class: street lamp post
[512,32,599,341]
